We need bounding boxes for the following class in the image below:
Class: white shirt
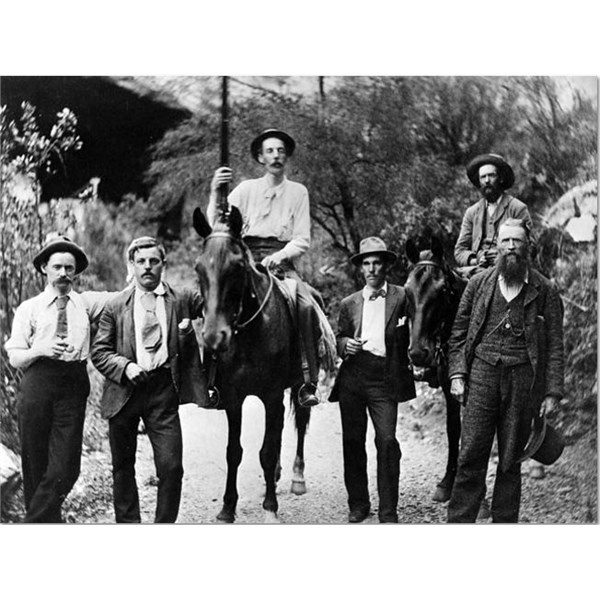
[207,175,310,262]
[498,271,529,303]
[5,286,112,362]
[360,282,388,358]
[133,282,169,371]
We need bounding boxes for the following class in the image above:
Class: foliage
[0,102,83,453]
[133,76,597,440]
[548,242,597,440]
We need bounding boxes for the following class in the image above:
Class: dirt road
[67,383,597,524]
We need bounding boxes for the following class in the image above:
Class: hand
[210,167,233,193]
[539,395,556,417]
[125,362,149,386]
[483,248,498,266]
[261,254,281,270]
[33,337,70,359]
[450,377,466,406]
[345,338,364,357]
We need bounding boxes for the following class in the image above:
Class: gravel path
[65,383,597,524]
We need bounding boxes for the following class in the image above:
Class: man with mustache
[91,237,204,523]
[5,235,111,522]
[208,129,329,406]
[330,237,415,523]
[447,219,564,522]
[454,154,535,270]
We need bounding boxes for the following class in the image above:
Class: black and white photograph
[0,4,598,599]
[2,74,596,527]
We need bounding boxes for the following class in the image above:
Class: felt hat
[33,234,89,275]
[466,153,515,190]
[350,237,397,266]
[518,414,565,465]
[250,129,296,162]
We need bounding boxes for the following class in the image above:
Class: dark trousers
[17,359,89,523]
[448,357,535,523]
[338,352,401,521]
[108,368,183,523]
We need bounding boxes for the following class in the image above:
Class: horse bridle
[410,259,456,367]
[202,231,275,333]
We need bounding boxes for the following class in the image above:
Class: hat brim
[250,129,296,162]
[518,414,565,465]
[466,154,515,190]
[351,250,397,266]
[33,241,89,275]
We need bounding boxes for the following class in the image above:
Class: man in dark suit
[447,219,564,523]
[330,237,415,523]
[454,153,535,270]
[91,237,205,523]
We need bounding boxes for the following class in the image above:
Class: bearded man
[454,153,535,270]
[447,219,564,523]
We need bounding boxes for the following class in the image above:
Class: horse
[404,236,466,502]
[192,205,312,523]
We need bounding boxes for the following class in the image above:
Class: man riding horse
[208,128,332,406]
[454,153,536,275]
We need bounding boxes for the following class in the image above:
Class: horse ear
[229,206,244,238]
[193,208,212,239]
[405,239,420,264]
[431,236,444,260]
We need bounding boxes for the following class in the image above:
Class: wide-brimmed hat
[518,414,565,465]
[350,237,397,266]
[33,234,89,274]
[250,128,296,162]
[466,153,515,190]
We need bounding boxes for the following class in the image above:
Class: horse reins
[202,231,275,333]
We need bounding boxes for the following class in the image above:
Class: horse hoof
[264,510,279,524]
[432,485,451,503]
[291,480,307,495]
[216,509,235,523]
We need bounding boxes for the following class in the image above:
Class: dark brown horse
[404,236,466,502]
[192,206,311,523]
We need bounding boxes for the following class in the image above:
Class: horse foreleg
[218,403,243,523]
[432,385,461,503]
[291,385,310,495]
[260,396,285,523]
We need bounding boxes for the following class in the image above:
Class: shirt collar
[136,281,166,296]
[261,174,287,196]
[42,285,71,307]
[362,281,388,300]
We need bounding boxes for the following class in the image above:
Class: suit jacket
[448,268,564,405]
[454,193,535,266]
[91,283,206,419]
[329,283,416,403]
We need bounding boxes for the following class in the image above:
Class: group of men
[5,128,564,525]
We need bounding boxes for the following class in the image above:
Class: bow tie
[369,289,386,301]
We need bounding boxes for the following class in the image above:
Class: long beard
[497,251,528,285]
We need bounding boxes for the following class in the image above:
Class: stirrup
[207,386,221,409]
[298,382,319,408]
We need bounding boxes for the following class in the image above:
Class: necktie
[140,292,162,351]
[55,295,69,338]
[369,289,387,301]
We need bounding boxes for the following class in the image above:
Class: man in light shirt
[329,237,415,523]
[454,153,535,271]
[447,219,564,523]
[5,235,110,522]
[208,128,324,406]
[91,237,204,523]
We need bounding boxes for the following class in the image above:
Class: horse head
[193,205,249,353]
[404,236,455,370]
